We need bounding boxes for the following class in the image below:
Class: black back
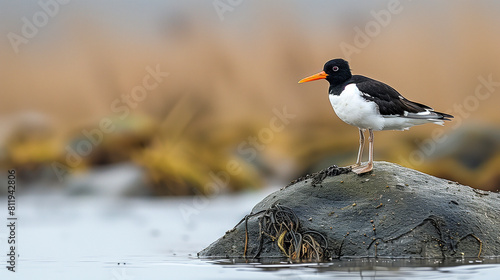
[324,59,453,120]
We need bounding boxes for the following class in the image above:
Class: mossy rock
[199,162,500,260]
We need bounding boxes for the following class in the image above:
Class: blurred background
[1,0,499,196]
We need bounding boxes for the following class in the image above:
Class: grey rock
[429,123,500,169]
[199,162,500,259]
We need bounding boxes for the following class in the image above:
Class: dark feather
[349,75,453,120]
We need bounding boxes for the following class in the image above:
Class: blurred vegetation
[0,1,499,194]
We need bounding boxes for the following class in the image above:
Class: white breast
[329,83,385,130]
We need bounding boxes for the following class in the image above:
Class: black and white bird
[299,58,453,174]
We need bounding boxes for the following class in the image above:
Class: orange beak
[298,71,328,83]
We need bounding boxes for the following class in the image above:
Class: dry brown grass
[1,3,499,193]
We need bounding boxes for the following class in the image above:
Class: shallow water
[0,190,498,280]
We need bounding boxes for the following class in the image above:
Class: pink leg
[352,129,374,174]
[350,128,365,168]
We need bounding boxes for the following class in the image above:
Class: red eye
[332,66,339,72]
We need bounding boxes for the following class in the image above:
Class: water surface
[0,191,498,279]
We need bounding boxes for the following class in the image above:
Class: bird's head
[299,58,352,85]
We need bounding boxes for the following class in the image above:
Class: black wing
[351,75,452,120]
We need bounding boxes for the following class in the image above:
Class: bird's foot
[348,163,361,169]
[351,162,373,175]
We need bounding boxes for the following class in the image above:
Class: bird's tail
[404,110,453,121]
[435,111,454,121]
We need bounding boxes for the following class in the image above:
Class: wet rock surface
[199,162,500,259]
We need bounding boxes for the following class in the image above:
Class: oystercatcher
[299,58,453,174]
